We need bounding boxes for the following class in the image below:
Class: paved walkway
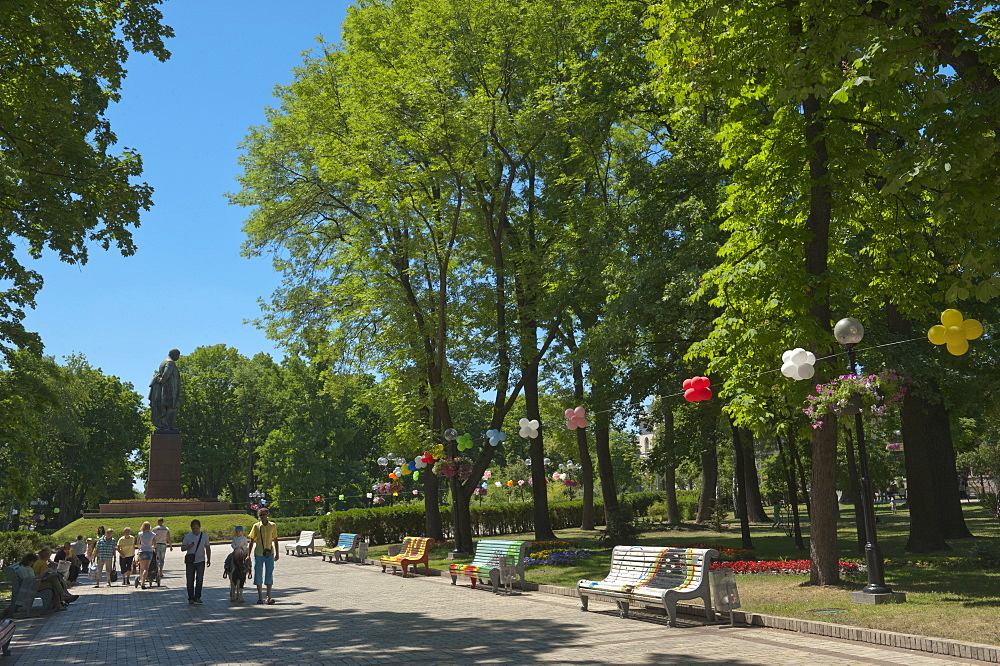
[7,550,990,665]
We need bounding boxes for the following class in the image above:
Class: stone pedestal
[146,433,182,499]
[849,590,907,604]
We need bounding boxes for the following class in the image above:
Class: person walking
[151,517,172,576]
[117,527,137,586]
[93,528,116,587]
[247,507,279,605]
[180,519,211,604]
[135,521,157,589]
[71,535,89,579]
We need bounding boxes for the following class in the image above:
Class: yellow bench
[379,536,434,578]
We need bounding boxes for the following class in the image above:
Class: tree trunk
[901,391,951,552]
[843,427,865,555]
[923,397,973,540]
[696,439,718,524]
[791,436,811,518]
[662,408,681,525]
[740,428,769,522]
[423,468,444,540]
[454,486,474,553]
[592,410,620,523]
[777,434,805,551]
[571,353,595,530]
[524,359,556,542]
[809,417,840,585]
[731,420,754,550]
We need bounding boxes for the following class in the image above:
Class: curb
[355,558,999,663]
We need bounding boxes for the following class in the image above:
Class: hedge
[318,492,664,545]
[0,531,47,568]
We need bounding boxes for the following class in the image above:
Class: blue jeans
[253,554,274,586]
[186,561,205,601]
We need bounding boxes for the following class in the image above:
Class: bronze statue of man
[149,349,181,433]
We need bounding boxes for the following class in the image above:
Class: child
[232,525,250,557]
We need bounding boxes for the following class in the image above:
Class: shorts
[139,552,154,561]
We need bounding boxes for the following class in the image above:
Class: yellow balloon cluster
[927,309,983,356]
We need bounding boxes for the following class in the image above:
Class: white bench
[578,545,718,626]
[284,531,316,556]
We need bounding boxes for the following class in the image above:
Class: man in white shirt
[151,518,172,575]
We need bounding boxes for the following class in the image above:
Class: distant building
[638,428,654,459]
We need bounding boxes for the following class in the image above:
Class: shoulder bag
[185,532,204,566]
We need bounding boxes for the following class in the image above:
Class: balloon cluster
[682,376,712,402]
[519,418,540,438]
[486,429,507,447]
[456,433,474,451]
[565,407,588,430]
[780,348,816,380]
[927,309,983,356]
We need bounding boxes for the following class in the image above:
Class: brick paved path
[8,549,988,665]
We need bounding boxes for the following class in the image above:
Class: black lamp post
[833,317,894,596]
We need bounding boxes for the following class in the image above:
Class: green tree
[0,2,172,358]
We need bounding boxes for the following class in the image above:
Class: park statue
[149,348,181,433]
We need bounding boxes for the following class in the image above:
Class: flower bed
[524,549,592,566]
[711,559,859,575]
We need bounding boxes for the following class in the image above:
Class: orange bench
[379,536,434,578]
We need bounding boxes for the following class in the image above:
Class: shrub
[597,506,643,548]
[0,531,47,568]
[968,541,1000,569]
[318,494,664,545]
[980,492,998,519]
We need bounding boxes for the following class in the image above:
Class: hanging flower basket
[802,369,909,428]
[436,456,473,479]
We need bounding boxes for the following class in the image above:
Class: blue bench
[321,533,361,562]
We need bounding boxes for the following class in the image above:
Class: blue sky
[22,1,354,397]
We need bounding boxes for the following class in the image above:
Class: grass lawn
[48,513,317,543]
[367,501,1000,646]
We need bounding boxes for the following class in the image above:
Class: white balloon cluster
[518,418,540,438]
[781,347,816,380]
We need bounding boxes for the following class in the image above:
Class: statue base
[147,432,183,499]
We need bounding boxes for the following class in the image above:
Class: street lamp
[249,489,266,514]
[833,317,898,599]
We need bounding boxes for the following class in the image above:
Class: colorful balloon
[565,406,588,430]
[682,376,713,401]
[928,309,983,355]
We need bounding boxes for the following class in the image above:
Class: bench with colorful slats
[449,539,529,594]
[379,536,434,577]
[320,533,361,562]
[577,545,718,626]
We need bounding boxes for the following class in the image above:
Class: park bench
[578,545,718,627]
[4,566,54,617]
[320,533,362,562]
[449,540,529,593]
[380,536,434,577]
[284,530,316,556]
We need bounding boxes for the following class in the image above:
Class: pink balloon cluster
[683,376,712,402]
[565,406,588,430]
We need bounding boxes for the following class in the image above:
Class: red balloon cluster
[314,495,322,502]
[421,453,435,464]
[683,376,712,402]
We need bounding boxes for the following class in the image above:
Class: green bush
[0,531,47,568]
[968,541,1000,569]
[318,493,665,545]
